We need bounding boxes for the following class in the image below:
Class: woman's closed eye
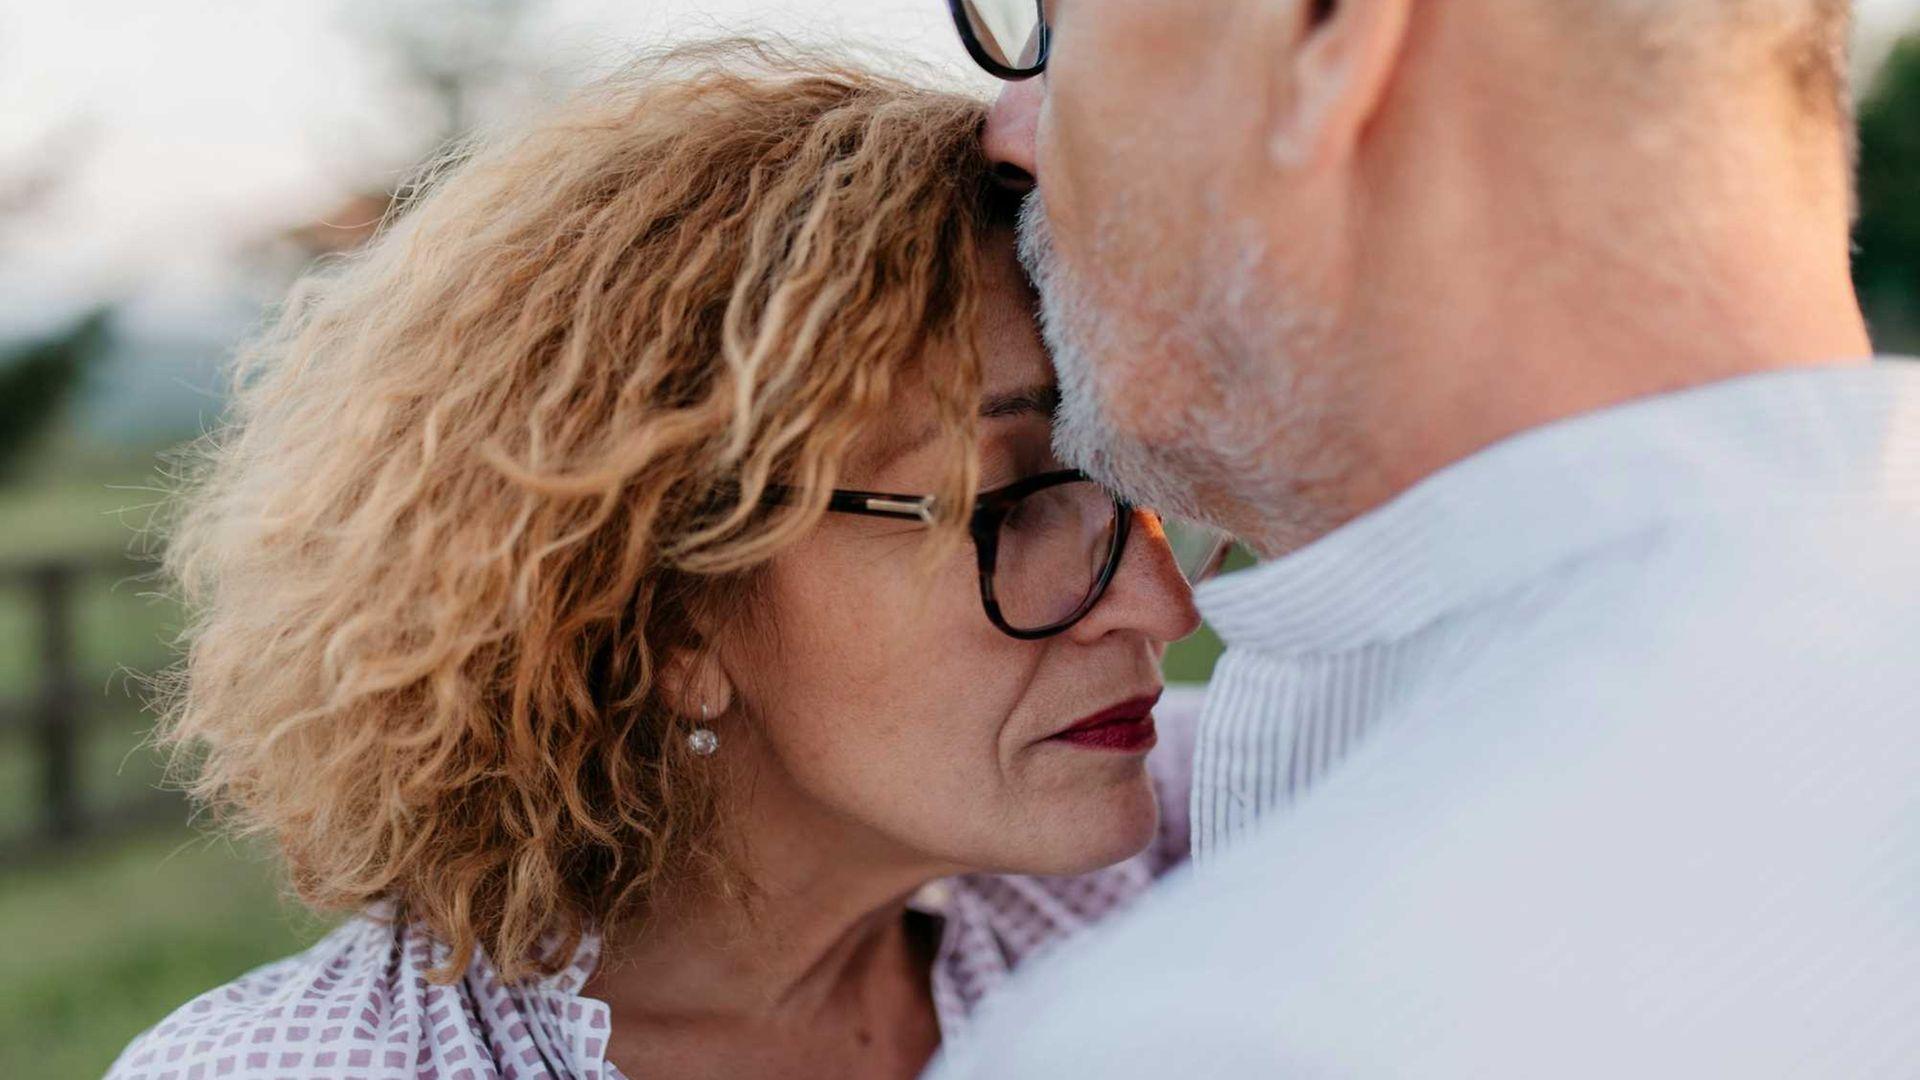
[1002,488,1069,533]
[977,434,1065,495]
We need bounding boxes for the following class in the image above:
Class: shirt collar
[1196,362,1920,656]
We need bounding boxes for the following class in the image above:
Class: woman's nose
[1066,510,1204,646]
[983,79,1044,194]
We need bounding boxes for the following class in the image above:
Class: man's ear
[657,646,734,724]
[1265,0,1413,171]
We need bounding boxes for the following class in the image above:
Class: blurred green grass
[1163,622,1227,684]
[0,829,328,1080]
[0,476,168,562]
[0,472,315,1080]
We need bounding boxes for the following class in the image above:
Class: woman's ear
[657,646,735,724]
[1264,0,1414,171]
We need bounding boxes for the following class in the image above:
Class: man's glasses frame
[792,468,1131,640]
[946,0,1051,80]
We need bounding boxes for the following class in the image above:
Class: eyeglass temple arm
[761,484,938,523]
[824,490,938,523]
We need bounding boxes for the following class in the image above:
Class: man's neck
[1295,85,1874,547]
[1347,288,1872,522]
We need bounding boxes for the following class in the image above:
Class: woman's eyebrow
[858,384,1060,473]
[980,384,1060,420]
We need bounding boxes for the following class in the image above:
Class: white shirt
[930,364,1920,1079]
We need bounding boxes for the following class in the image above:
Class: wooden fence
[0,551,180,863]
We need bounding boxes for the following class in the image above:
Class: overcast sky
[0,0,978,334]
[2,0,1916,338]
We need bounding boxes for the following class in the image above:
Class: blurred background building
[1,2,1916,1075]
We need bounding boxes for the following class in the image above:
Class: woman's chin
[1014,774,1162,877]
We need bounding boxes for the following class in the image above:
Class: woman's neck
[590,757,958,1023]
[599,874,929,1020]
[589,859,946,1080]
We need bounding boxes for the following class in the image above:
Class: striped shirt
[105,696,1201,1080]
[1188,361,1920,857]
[935,362,1920,1078]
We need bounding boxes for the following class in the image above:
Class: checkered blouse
[107,691,1201,1080]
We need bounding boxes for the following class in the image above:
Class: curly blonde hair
[158,41,1003,982]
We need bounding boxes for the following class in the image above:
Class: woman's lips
[1047,693,1161,753]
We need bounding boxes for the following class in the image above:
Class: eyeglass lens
[1159,517,1235,586]
[959,0,1046,72]
[992,479,1118,632]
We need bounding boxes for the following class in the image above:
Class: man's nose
[983,78,1044,193]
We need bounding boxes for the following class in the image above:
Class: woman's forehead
[847,242,1054,483]
[848,372,1058,486]
[975,233,1050,391]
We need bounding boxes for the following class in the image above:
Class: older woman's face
[720,235,1202,879]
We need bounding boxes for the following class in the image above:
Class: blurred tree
[1855,32,1920,354]
[0,115,105,480]
[264,0,554,270]
[348,0,553,158]
[0,308,114,479]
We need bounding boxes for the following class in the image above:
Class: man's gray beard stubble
[1016,191,1219,525]
[1016,190,1346,549]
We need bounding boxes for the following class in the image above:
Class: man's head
[988,0,1865,554]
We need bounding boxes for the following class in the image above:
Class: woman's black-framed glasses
[947,0,1050,80]
[815,469,1129,640]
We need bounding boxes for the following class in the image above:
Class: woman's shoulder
[104,916,593,1080]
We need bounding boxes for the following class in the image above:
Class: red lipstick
[1048,693,1160,753]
